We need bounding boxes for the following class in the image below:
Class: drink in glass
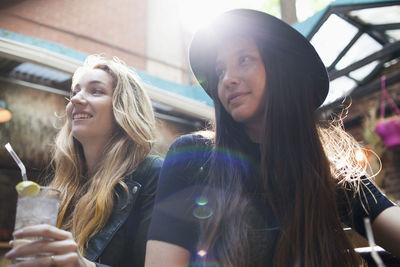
[13,186,60,262]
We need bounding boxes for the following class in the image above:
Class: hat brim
[189,9,329,110]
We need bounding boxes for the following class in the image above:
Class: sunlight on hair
[319,124,365,181]
[319,121,378,186]
[354,148,367,164]
[319,121,381,215]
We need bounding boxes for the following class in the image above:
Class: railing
[356,247,400,267]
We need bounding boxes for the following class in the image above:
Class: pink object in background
[375,76,400,150]
[375,118,400,149]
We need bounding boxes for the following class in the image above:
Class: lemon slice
[15,181,40,197]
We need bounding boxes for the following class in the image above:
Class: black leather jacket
[84,155,163,267]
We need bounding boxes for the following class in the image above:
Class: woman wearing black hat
[146,9,400,267]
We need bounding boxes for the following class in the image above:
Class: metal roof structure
[1,0,399,117]
[294,0,400,109]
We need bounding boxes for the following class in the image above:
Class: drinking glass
[13,186,60,262]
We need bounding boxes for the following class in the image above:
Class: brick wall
[0,0,147,69]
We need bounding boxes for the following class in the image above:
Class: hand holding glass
[12,186,60,262]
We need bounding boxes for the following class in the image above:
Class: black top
[148,134,395,264]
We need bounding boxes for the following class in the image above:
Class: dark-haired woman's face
[216,36,266,133]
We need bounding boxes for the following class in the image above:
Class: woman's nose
[222,68,240,88]
[70,91,87,104]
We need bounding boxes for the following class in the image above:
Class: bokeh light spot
[197,250,207,257]
[193,205,213,219]
[195,195,208,206]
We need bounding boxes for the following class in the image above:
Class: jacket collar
[84,175,142,261]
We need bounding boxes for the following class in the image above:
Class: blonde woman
[6,55,162,267]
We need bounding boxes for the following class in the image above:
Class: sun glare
[355,148,367,164]
[178,0,335,33]
[178,0,230,33]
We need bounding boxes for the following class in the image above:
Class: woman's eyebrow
[216,47,256,63]
[74,80,106,88]
[87,80,106,85]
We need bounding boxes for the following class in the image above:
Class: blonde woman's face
[66,68,117,146]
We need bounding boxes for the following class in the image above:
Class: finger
[6,239,52,259]
[8,255,57,267]
[45,239,79,255]
[12,253,83,267]
[13,224,72,241]
[6,239,78,259]
[6,239,33,259]
[51,253,82,266]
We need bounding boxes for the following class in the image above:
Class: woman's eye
[92,88,104,94]
[239,56,250,64]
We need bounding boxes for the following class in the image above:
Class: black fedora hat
[189,9,329,109]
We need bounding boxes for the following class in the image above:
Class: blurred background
[0,0,399,265]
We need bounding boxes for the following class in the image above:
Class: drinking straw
[364,217,385,267]
[5,142,28,181]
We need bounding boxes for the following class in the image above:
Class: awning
[294,0,400,108]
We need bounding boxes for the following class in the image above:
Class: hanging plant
[374,76,400,150]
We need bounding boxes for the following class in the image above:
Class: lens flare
[195,196,208,206]
[197,250,207,257]
[193,205,213,219]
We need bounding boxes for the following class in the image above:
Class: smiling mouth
[228,92,248,104]
[73,113,93,120]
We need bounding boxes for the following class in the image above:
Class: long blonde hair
[51,55,156,254]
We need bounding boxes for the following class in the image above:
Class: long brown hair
[51,55,156,254]
[197,34,364,266]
